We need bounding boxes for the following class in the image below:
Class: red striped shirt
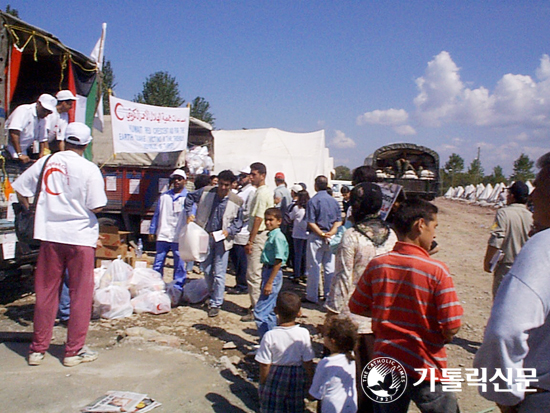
[349,241,463,379]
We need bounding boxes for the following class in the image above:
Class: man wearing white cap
[12,122,107,367]
[6,94,57,165]
[149,169,189,295]
[43,90,78,154]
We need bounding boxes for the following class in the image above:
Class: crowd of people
[5,92,550,412]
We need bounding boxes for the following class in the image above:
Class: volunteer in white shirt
[6,94,56,164]
[13,122,107,367]
[149,169,188,292]
[44,90,77,154]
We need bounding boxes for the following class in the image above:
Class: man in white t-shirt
[43,90,77,154]
[13,122,107,367]
[6,94,56,165]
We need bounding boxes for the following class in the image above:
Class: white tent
[444,187,454,198]
[212,128,333,193]
[478,183,493,202]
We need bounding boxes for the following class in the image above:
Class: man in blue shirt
[305,175,342,303]
[185,170,244,317]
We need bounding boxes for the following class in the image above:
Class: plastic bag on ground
[93,285,133,319]
[182,278,209,304]
[99,258,134,289]
[128,268,165,297]
[166,281,183,307]
[131,291,171,314]
[93,267,106,290]
[179,222,210,262]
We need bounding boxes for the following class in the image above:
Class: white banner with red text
[109,96,189,154]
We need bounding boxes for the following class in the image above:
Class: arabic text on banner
[109,96,189,154]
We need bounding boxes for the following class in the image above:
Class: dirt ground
[0,198,499,412]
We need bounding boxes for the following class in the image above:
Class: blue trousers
[229,244,248,290]
[57,271,70,321]
[153,241,187,290]
[293,238,307,278]
[203,238,230,308]
[254,265,283,339]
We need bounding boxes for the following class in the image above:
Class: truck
[0,11,99,280]
[364,143,440,200]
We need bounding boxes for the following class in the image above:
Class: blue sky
[10,1,550,175]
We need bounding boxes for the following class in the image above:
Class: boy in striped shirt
[350,198,462,413]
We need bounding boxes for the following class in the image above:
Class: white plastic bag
[93,267,106,291]
[93,285,133,319]
[131,291,171,314]
[179,222,210,262]
[128,268,165,297]
[182,278,209,304]
[99,258,134,289]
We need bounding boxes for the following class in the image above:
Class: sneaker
[63,346,98,367]
[240,309,255,322]
[28,352,45,366]
[208,307,220,318]
[227,286,248,295]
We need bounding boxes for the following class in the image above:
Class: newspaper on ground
[81,391,161,412]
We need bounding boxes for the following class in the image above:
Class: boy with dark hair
[349,198,463,413]
[254,207,289,338]
[256,291,314,413]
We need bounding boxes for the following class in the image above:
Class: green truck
[364,143,440,200]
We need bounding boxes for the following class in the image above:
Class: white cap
[38,94,57,113]
[290,184,302,193]
[64,122,92,145]
[170,169,187,179]
[56,90,77,101]
[239,166,251,175]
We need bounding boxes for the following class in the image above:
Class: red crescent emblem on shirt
[43,167,66,196]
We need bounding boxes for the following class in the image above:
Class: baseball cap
[507,181,529,199]
[239,166,251,175]
[275,172,285,180]
[38,94,57,113]
[170,169,187,180]
[56,90,77,101]
[290,184,302,193]
[64,122,92,145]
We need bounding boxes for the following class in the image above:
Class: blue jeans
[229,244,248,290]
[202,238,230,308]
[57,271,70,321]
[293,238,307,278]
[306,233,335,303]
[153,241,187,290]
[254,265,283,339]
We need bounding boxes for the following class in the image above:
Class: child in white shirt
[310,317,358,413]
[255,291,315,412]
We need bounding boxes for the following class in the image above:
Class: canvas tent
[212,128,333,192]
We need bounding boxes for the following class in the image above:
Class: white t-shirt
[152,190,186,243]
[309,353,357,413]
[6,103,48,157]
[46,111,69,142]
[289,205,308,239]
[234,184,256,245]
[12,151,107,247]
[255,325,315,366]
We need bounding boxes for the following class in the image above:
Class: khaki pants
[246,230,268,308]
[493,263,512,299]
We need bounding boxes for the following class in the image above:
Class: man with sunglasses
[149,169,189,294]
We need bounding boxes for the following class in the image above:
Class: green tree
[510,153,535,182]
[134,71,185,107]
[101,59,117,115]
[467,158,484,185]
[443,153,465,188]
[334,165,352,180]
[5,5,19,17]
[190,96,215,126]
[485,165,507,186]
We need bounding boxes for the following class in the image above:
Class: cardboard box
[99,226,130,247]
[96,243,128,259]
